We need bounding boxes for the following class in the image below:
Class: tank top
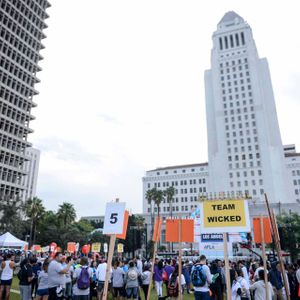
[1,260,13,280]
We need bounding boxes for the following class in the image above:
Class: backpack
[191,265,207,287]
[162,270,168,282]
[127,268,138,281]
[77,267,90,290]
[168,273,178,297]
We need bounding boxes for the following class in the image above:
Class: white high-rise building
[204,11,293,203]
[22,147,40,201]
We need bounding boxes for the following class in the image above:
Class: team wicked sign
[199,199,251,233]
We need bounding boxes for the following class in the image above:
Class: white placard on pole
[103,243,108,253]
[103,202,126,234]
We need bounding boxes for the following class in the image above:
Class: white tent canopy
[0,232,28,248]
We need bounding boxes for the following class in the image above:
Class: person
[141,265,151,299]
[250,269,274,300]
[0,253,15,300]
[287,265,297,300]
[48,252,73,300]
[112,260,125,300]
[89,260,98,300]
[254,261,268,281]
[168,264,186,298]
[96,259,111,300]
[124,261,139,299]
[182,260,191,294]
[153,260,164,298]
[31,257,42,298]
[236,268,250,300]
[63,256,73,300]
[269,262,284,300]
[210,261,223,300]
[164,259,175,297]
[72,257,92,300]
[238,261,250,284]
[135,256,143,274]
[18,258,34,300]
[231,269,242,300]
[191,255,212,300]
[36,260,49,300]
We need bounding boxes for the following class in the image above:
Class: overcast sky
[31,0,300,217]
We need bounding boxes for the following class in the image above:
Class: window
[219,37,223,50]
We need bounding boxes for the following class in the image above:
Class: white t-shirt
[232,281,242,300]
[72,266,92,296]
[48,260,65,288]
[96,263,112,282]
[254,267,268,280]
[191,264,212,292]
[296,269,300,284]
[38,271,48,290]
[250,280,274,300]
[241,266,249,283]
[237,276,250,298]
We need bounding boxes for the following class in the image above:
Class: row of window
[221,77,251,88]
[0,118,29,140]
[229,160,261,169]
[0,86,34,113]
[0,101,31,126]
[0,166,23,184]
[226,121,256,130]
[155,167,205,176]
[149,178,206,188]
[292,170,300,176]
[228,153,260,161]
[220,58,248,68]
[0,133,28,154]
[0,184,21,197]
[230,169,262,178]
[1,1,45,41]
[227,135,258,146]
[1,57,37,87]
[0,150,25,169]
[293,179,300,185]
[228,144,259,154]
[219,32,245,51]
[225,114,255,124]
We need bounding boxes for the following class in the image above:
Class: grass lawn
[10,277,195,299]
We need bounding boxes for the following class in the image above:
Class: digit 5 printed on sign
[103,202,126,234]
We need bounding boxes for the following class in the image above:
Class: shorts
[1,279,12,286]
[97,281,105,293]
[113,287,125,297]
[37,289,49,296]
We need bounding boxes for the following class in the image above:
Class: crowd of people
[0,251,300,300]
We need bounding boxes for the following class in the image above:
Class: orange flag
[116,210,129,239]
[152,217,162,242]
[253,217,272,244]
[166,219,194,243]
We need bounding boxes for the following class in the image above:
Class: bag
[77,267,90,290]
[191,265,207,287]
[168,274,178,297]
[162,270,168,282]
[127,268,138,281]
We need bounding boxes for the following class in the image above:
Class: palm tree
[146,189,154,231]
[163,186,175,218]
[152,188,164,217]
[57,202,76,227]
[163,186,176,252]
[24,197,45,246]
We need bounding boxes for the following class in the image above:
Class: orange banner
[67,242,76,253]
[152,217,162,242]
[166,219,194,243]
[253,217,272,244]
[116,210,129,239]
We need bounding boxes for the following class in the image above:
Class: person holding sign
[191,255,212,300]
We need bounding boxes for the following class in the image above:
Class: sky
[31,0,300,217]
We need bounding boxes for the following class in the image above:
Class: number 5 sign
[103,202,126,234]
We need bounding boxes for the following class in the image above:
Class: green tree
[277,212,300,261]
[57,202,76,226]
[0,194,23,235]
[163,186,175,218]
[152,188,164,217]
[24,197,45,246]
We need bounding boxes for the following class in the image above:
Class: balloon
[82,244,90,254]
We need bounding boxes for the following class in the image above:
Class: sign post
[223,232,231,300]
[102,199,125,300]
[265,194,290,300]
[259,215,270,300]
[178,218,183,300]
[146,217,162,300]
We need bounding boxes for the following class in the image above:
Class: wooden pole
[178,218,183,300]
[260,215,270,300]
[264,194,290,300]
[102,198,119,300]
[146,239,158,300]
[223,232,231,300]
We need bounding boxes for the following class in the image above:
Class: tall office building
[205,11,292,203]
[0,0,50,198]
[22,147,40,201]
